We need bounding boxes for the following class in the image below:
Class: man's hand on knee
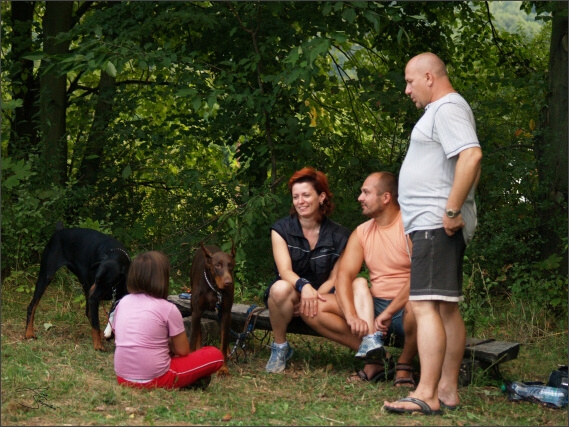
[346,315,369,337]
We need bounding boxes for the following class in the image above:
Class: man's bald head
[404,52,454,108]
[407,52,448,78]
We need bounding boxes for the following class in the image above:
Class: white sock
[274,341,289,348]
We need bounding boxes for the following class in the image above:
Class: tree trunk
[8,1,40,158]
[39,1,73,186]
[536,1,568,273]
[77,71,117,187]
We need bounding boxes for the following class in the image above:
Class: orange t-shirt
[356,211,411,299]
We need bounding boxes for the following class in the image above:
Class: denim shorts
[373,297,405,348]
[409,228,466,302]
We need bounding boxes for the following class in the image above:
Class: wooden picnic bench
[168,295,520,385]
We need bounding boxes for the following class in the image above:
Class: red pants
[117,346,224,389]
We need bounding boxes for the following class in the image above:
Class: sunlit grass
[1,267,567,426]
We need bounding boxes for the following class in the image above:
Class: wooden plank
[182,317,220,344]
[169,295,192,317]
[168,295,320,336]
[464,337,520,364]
[168,295,520,364]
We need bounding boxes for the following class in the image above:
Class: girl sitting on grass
[112,250,224,389]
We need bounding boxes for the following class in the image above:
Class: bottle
[508,381,568,408]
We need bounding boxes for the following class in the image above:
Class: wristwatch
[446,208,461,218]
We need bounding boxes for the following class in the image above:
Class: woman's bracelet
[295,278,310,293]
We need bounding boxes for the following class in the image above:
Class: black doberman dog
[25,222,130,351]
[189,242,236,376]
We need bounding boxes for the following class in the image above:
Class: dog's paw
[216,365,231,377]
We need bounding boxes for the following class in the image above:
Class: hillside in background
[489,1,543,36]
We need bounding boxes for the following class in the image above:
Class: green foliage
[1,157,33,190]
[508,254,568,312]
[460,258,498,337]
[6,269,36,295]
[1,155,68,272]
[77,218,114,235]
[461,252,568,340]
[1,1,565,313]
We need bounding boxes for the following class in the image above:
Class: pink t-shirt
[112,293,185,381]
[356,211,411,299]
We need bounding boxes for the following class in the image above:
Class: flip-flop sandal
[348,357,395,383]
[393,363,416,388]
[384,397,443,415]
[439,399,459,410]
[347,368,380,383]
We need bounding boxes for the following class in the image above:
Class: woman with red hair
[264,167,351,373]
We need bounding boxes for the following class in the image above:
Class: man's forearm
[446,147,482,210]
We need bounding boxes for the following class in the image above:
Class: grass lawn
[1,269,567,426]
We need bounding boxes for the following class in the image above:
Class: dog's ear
[200,242,214,259]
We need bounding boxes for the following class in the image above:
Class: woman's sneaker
[265,342,294,373]
[355,332,385,360]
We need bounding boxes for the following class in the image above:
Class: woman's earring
[319,201,323,206]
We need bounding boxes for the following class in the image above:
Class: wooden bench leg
[459,357,481,387]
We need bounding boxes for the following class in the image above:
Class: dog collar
[204,270,222,305]
[108,248,131,262]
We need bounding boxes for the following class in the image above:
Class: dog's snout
[215,271,234,290]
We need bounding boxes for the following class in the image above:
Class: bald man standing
[384,52,482,415]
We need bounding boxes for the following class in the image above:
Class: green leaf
[329,31,348,43]
[21,53,45,61]
[285,47,300,65]
[192,97,202,112]
[105,61,117,77]
[175,88,197,97]
[1,99,23,110]
[352,2,368,9]
[307,38,331,64]
[122,165,132,179]
[341,8,357,23]
[2,176,20,190]
[363,11,380,33]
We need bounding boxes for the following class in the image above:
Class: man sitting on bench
[301,172,418,385]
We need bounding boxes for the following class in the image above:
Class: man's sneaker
[265,342,294,373]
[355,332,385,360]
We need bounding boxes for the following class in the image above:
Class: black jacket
[270,215,351,288]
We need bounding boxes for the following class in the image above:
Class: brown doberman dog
[189,242,236,376]
[25,222,130,350]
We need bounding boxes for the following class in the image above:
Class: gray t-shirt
[399,92,480,244]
